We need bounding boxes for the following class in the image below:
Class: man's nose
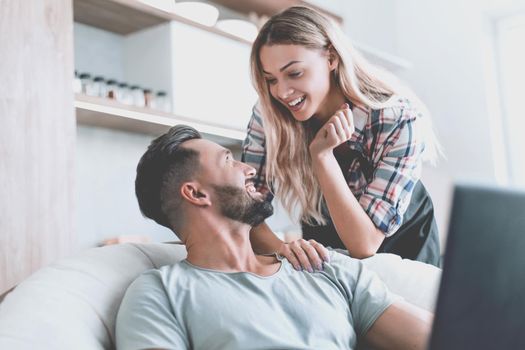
[243,164,256,178]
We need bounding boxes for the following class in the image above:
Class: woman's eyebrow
[263,61,302,74]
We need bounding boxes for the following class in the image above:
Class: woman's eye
[266,78,277,85]
[289,71,302,78]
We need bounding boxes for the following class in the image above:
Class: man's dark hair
[135,125,202,235]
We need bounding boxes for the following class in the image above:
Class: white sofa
[0,243,441,349]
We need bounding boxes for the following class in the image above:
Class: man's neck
[182,220,280,277]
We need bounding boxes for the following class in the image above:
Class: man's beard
[212,185,273,226]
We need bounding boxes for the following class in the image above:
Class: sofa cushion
[0,243,186,350]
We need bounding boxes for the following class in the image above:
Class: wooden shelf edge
[75,95,247,142]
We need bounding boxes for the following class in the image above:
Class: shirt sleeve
[359,102,425,236]
[241,102,273,203]
[116,270,189,350]
[328,251,401,338]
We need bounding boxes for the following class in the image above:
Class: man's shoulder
[327,249,362,268]
[321,250,366,282]
[128,261,188,291]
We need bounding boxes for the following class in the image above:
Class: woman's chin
[291,109,313,122]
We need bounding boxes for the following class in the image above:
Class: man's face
[184,139,273,226]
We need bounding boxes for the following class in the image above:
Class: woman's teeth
[288,96,305,107]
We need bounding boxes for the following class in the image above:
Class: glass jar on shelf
[79,73,92,95]
[130,85,145,107]
[117,83,133,105]
[154,91,171,113]
[106,79,118,99]
[92,76,107,98]
[73,70,82,94]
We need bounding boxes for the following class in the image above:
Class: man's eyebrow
[262,61,301,75]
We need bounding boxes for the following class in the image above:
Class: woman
[242,6,442,269]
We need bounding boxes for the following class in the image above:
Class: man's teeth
[246,185,257,193]
[288,96,304,107]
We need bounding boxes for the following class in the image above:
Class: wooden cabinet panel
[0,0,75,294]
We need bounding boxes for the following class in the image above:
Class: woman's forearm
[312,153,384,258]
[249,221,283,254]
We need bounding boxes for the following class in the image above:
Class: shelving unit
[75,94,246,144]
[73,0,413,139]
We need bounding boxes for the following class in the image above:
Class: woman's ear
[180,182,211,207]
[327,46,339,71]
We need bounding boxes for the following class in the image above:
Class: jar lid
[93,76,105,82]
[156,91,167,96]
[79,73,91,79]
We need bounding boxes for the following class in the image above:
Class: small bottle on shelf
[143,88,153,108]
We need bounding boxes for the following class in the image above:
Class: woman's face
[259,44,337,122]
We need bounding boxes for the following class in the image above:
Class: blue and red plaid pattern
[241,97,425,237]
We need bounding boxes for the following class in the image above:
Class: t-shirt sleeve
[358,103,425,236]
[116,270,188,350]
[329,251,401,337]
[241,101,273,203]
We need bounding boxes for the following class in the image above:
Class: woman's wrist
[310,150,336,170]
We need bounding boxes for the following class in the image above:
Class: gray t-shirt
[116,250,399,350]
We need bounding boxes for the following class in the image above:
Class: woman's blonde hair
[250,6,441,225]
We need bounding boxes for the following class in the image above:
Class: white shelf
[75,94,246,144]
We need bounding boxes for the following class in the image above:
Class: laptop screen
[429,184,525,350]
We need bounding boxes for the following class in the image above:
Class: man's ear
[180,182,211,207]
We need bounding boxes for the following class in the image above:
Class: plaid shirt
[241,97,425,237]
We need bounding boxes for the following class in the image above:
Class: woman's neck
[314,85,347,124]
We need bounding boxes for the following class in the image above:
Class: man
[116,125,433,350]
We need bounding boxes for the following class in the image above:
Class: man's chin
[213,184,273,225]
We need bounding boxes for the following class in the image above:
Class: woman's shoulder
[376,95,424,124]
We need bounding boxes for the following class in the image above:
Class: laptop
[429,184,525,349]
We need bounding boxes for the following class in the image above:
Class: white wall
[395,0,498,247]
[341,0,525,247]
[76,125,175,249]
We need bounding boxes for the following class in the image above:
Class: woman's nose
[278,84,295,100]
